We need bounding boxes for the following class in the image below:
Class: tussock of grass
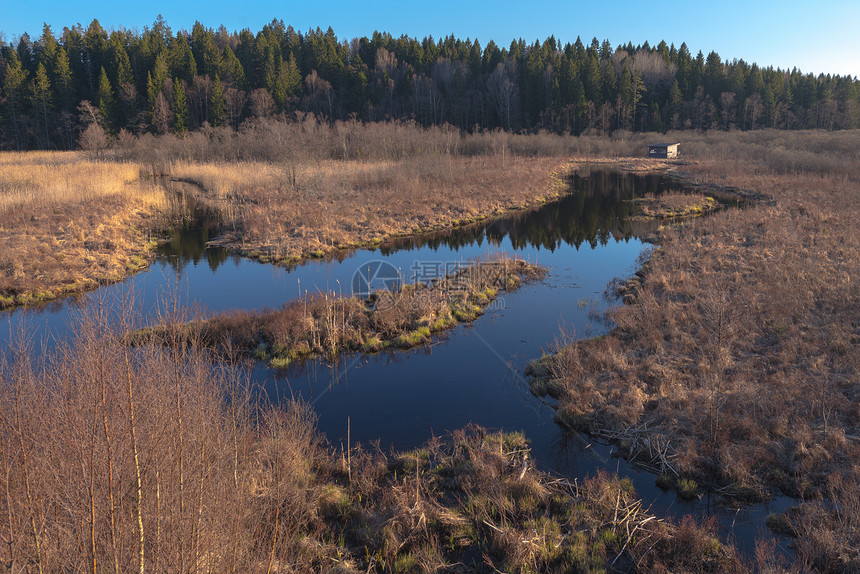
[630,192,718,220]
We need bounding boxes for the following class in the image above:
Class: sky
[2,0,859,78]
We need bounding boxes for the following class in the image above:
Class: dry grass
[630,193,718,220]
[0,152,168,308]
[171,154,568,264]
[0,305,747,572]
[0,120,651,309]
[531,130,860,571]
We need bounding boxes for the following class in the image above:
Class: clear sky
[2,0,858,78]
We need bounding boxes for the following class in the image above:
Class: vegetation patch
[136,254,546,367]
[0,315,753,572]
[629,192,718,220]
[529,131,860,571]
[0,153,169,309]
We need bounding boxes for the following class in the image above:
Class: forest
[2,16,860,150]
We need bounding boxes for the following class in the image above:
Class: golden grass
[0,151,168,307]
[0,152,153,213]
[173,155,569,263]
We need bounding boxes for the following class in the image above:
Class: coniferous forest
[2,16,859,150]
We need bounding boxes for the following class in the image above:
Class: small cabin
[648,142,680,159]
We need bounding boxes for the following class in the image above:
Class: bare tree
[719,92,737,131]
[303,70,333,119]
[79,123,109,158]
[487,60,519,130]
[249,88,275,118]
[744,93,763,130]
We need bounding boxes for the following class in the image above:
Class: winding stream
[1,168,792,560]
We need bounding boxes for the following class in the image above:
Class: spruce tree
[53,47,73,111]
[97,66,115,131]
[210,74,225,126]
[172,78,188,134]
[33,63,52,146]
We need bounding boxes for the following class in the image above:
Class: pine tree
[97,66,115,131]
[110,34,134,86]
[169,35,197,83]
[222,46,246,88]
[53,47,73,111]
[172,78,188,134]
[33,63,53,146]
[3,53,29,149]
[210,74,225,126]
[631,71,645,130]
[669,79,683,128]
[146,71,159,131]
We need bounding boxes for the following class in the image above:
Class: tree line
[2,16,859,150]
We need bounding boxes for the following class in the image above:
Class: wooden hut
[648,142,680,159]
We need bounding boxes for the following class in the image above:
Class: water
[0,168,792,559]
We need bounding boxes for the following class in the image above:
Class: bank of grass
[138,254,546,368]
[0,152,167,308]
[0,310,751,573]
[170,155,571,265]
[530,130,860,571]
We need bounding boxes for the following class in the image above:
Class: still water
[1,168,791,558]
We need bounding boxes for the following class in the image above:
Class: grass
[0,119,648,310]
[0,152,168,308]
[529,129,860,571]
[0,303,751,573]
[4,123,859,570]
[170,154,570,265]
[136,254,547,367]
[629,192,718,220]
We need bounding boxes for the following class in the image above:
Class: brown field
[0,119,678,310]
[0,152,167,308]
[0,120,652,309]
[171,154,569,264]
[3,122,860,570]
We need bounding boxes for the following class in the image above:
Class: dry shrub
[790,467,860,573]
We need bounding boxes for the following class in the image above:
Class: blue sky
[2,0,858,78]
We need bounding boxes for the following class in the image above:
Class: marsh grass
[630,192,718,220]
[0,152,168,308]
[0,296,752,573]
[137,254,546,368]
[171,154,568,264]
[530,130,860,571]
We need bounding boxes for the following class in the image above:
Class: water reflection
[382,169,677,256]
[158,187,231,273]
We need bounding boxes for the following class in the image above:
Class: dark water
[0,169,792,560]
